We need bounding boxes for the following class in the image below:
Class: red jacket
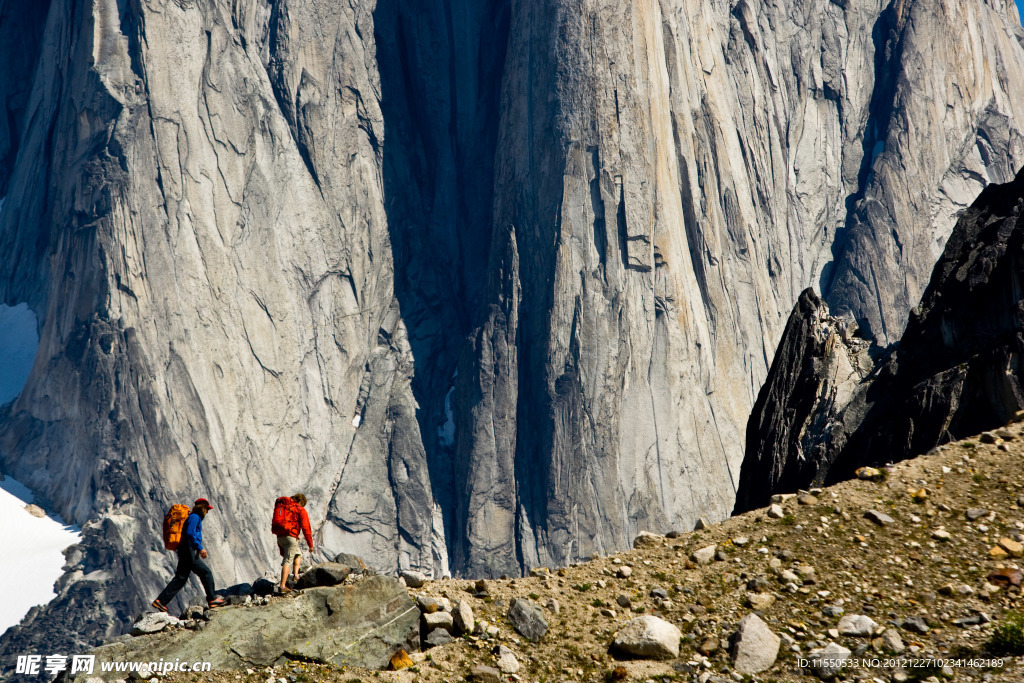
[293,506,313,549]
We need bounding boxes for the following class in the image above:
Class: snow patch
[0,477,81,636]
[0,303,40,405]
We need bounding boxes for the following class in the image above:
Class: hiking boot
[207,596,227,608]
[151,599,168,613]
[277,586,293,594]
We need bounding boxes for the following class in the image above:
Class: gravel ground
[160,420,1024,683]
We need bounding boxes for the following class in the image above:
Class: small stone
[130,612,181,636]
[693,517,710,530]
[425,629,454,647]
[179,605,206,621]
[864,510,894,526]
[453,599,475,635]
[980,432,999,444]
[400,570,427,588]
[493,645,520,673]
[389,648,414,670]
[691,545,717,565]
[507,598,548,641]
[965,508,989,521]
[837,614,878,637]
[778,569,800,584]
[989,545,1010,560]
[797,494,818,506]
[747,575,771,592]
[880,628,905,654]
[767,504,785,519]
[650,587,669,600]
[423,610,454,633]
[617,566,632,579]
[529,567,549,577]
[633,531,664,549]
[732,536,749,546]
[931,529,952,542]
[747,593,775,611]
[795,565,816,582]
[729,613,780,674]
[902,616,930,634]
[600,608,617,618]
[770,493,797,504]
[333,552,369,574]
[468,664,503,683]
[417,596,443,613]
[997,537,1024,557]
[807,643,852,680]
[698,637,719,654]
[856,467,884,481]
[616,594,631,608]
[545,597,560,614]
[611,615,682,659]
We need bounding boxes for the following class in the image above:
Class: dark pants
[156,546,216,605]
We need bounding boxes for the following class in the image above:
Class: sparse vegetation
[988,612,1024,655]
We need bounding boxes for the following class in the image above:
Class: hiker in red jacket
[273,493,314,593]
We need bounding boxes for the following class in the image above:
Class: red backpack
[271,497,300,536]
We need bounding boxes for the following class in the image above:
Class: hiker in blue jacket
[152,498,226,611]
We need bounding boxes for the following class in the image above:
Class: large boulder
[334,552,370,574]
[610,616,681,659]
[729,613,780,673]
[294,562,352,589]
[67,576,418,681]
[507,599,548,642]
[400,570,428,588]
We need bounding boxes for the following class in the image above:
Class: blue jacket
[182,513,204,551]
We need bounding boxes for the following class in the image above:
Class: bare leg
[279,563,290,591]
[292,555,302,582]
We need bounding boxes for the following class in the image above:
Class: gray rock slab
[610,615,682,659]
[507,598,547,641]
[78,576,417,677]
[729,613,780,673]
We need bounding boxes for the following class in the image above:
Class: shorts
[277,535,301,565]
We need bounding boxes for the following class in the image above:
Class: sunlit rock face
[0,0,1022,663]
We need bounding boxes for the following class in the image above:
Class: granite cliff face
[736,166,1024,511]
[0,0,1023,661]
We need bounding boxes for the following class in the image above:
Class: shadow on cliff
[374,0,511,573]
[818,0,908,331]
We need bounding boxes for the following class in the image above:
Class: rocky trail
[66,417,1024,683]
